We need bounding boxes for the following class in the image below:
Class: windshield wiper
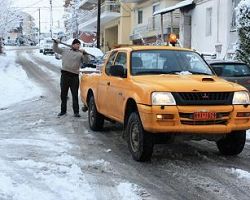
[187,71,212,75]
[135,70,167,75]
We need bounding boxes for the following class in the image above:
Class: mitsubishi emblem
[202,93,209,99]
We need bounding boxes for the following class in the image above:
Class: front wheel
[88,95,104,131]
[126,112,154,162]
[216,130,246,155]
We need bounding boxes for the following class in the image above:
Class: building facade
[177,0,240,59]
[128,0,181,45]
[76,0,131,51]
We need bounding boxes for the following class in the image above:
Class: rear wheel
[216,130,246,155]
[88,95,104,131]
[126,112,153,161]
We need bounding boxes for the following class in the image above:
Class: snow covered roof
[153,0,195,16]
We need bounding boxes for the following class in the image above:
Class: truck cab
[80,46,250,161]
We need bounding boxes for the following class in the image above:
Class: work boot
[57,112,66,117]
[74,113,81,118]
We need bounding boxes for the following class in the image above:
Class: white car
[42,38,54,55]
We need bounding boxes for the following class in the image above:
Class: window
[152,4,160,29]
[138,10,143,24]
[105,51,117,75]
[114,52,127,69]
[231,0,241,29]
[206,7,212,36]
[114,52,127,77]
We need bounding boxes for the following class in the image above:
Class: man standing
[53,39,89,117]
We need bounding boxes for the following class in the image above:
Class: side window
[114,52,127,69]
[113,52,127,77]
[105,51,117,75]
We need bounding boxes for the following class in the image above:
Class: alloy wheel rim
[130,122,140,152]
[90,101,94,125]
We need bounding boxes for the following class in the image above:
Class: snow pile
[227,168,250,180]
[117,182,151,200]
[0,51,43,109]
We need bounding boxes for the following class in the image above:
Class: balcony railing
[78,1,120,25]
[131,12,180,40]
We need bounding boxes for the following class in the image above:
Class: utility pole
[50,0,53,38]
[38,8,41,43]
[97,0,101,49]
[73,0,79,39]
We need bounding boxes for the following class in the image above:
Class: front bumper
[138,104,250,134]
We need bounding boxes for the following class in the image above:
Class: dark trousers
[60,70,79,114]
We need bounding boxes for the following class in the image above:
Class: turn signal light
[156,114,174,120]
[236,112,250,117]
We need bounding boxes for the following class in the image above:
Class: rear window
[210,63,250,77]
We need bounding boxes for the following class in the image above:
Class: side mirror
[110,65,125,77]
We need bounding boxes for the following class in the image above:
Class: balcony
[77,0,96,10]
[78,1,120,32]
[130,12,180,40]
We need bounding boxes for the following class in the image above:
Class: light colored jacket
[53,43,89,74]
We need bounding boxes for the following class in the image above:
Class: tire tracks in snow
[15,50,59,99]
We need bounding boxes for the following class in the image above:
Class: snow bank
[227,168,250,180]
[0,51,43,108]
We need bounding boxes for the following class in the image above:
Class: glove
[52,39,60,44]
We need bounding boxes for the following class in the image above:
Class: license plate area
[193,112,217,120]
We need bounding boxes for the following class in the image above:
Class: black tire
[88,95,104,131]
[216,130,246,155]
[126,112,154,162]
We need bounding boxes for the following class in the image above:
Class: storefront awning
[153,0,195,16]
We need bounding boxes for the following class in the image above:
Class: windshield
[131,50,213,75]
[210,63,250,77]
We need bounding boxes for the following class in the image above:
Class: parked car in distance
[42,38,54,55]
[81,47,104,69]
[207,60,250,91]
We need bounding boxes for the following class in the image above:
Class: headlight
[152,92,176,105]
[233,91,250,105]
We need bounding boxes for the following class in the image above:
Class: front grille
[172,92,233,105]
[181,120,227,125]
[179,112,230,125]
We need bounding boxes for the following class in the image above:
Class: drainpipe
[216,0,220,43]
[161,14,164,41]
[171,12,173,33]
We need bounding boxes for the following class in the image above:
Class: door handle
[107,82,110,86]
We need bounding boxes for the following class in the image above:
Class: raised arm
[53,40,63,54]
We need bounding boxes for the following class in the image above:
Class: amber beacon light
[168,33,177,46]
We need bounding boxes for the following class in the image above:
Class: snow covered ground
[0,48,148,200]
[1,47,250,199]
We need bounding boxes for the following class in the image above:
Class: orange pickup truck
[80,46,250,161]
